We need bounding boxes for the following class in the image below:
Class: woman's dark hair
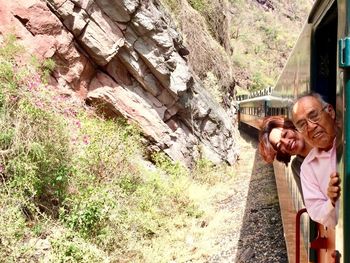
[258,115,297,165]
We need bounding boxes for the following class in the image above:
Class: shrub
[0,197,27,260]
[0,128,14,149]
[0,34,24,61]
[30,55,56,83]
[251,71,274,91]
[151,151,187,178]
[51,232,107,262]
[188,0,208,12]
[71,114,142,185]
[60,189,111,238]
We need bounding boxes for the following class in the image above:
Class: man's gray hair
[296,92,327,105]
[289,91,328,115]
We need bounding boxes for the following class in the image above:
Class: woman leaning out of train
[258,115,313,203]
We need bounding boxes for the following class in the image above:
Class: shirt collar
[305,138,336,163]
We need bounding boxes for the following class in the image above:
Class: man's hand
[327,172,341,206]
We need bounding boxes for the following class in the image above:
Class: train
[237,0,349,262]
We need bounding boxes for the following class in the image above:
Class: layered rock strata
[0,0,239,166]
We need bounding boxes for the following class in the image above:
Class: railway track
[207,130,287,263]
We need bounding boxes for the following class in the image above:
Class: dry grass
[178,0,234,89]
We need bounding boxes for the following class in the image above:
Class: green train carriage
[238,0,349,261]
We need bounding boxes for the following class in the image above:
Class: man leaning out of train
[291,92,341,228]
[258,115,313,203]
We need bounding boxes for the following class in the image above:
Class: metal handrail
[296,208,307,263]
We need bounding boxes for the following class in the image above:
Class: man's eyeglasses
[295,106,328,132]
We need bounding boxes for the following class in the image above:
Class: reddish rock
[0,0,240,167]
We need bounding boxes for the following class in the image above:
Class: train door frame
[309,0,350,262]
[337,0,350,262]
[309,1,338,262]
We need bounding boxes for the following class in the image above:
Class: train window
[311,1,337,106]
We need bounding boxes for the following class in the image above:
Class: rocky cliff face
[0,0,239,166]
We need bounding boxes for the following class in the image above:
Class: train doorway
[311,1,338,106]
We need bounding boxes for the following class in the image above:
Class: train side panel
[336,0,348,262]
[238,100,265,129]
[273,15,312,100]
[269,0,342,262]
[238,1,348,261]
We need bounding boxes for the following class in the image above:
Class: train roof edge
[237,95,293,105]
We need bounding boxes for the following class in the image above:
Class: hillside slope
[0,0,240,167]
[161,0,313,99]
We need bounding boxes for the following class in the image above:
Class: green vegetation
[161,0,313,97]
[0,35,237,262]
[188,0,208,12]
[31,55,56,83]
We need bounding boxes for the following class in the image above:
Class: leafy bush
[61,189,111,238]
[0,34,24,61]
[0,128,14,149]
[151,151,187,178]
[51,232,107,262]
[30,55,56,83]
[251,72,274,91]
[188,0,208,12]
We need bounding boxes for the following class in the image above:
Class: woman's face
[268,127,305,156]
